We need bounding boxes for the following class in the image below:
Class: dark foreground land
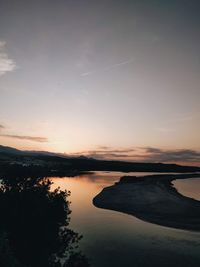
[93,173,200,231]
[0,175,90,267]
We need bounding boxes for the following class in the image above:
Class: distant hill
[0,145,200,173]
[0,145,69,158]
[0,145,24,155]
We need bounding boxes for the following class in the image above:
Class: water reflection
[51,172,200,267]
[173,177,200,201]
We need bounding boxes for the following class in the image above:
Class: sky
[0,0,200,165]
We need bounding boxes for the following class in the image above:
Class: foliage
[0,175,90,267]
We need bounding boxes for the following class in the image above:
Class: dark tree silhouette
[0,175,90,267]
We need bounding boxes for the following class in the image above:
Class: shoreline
[93,173,200,231]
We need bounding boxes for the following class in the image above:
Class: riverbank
[93,173,200,231]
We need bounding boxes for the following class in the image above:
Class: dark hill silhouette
[0,145,200,175]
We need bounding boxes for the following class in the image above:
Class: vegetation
[1,156,200,180]
[0,174,90,267]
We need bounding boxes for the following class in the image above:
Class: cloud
[80,153,136,161]
[0,123,48,143]
[0,41,16,76]
[81,58,134,77]
[71,147,138,161]
[73,148,135,155]
[0,134,48,143]
[81,71,94,77]
[97,146,111,150]
[70,146,200,165]
[142,147,200,164]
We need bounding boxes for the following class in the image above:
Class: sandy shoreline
[93,173,200,231]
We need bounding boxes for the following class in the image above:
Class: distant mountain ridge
[0,145,69,158]
[0,145,25,155]
[0,144,200,173]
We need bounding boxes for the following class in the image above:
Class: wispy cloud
[71,147,138,161]
[0,123,48,143]
[81,71,94,77]
[142,147,200,164]
[0,134,48,143]
[97,146,111,150]
[73,147,135,155]
[70,146,200,165]
[81,58,134,77]
[0,41,16,76]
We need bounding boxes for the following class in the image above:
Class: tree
[0,175,90,267]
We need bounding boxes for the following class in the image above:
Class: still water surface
[51,172,200,267]
[173,177,200,201]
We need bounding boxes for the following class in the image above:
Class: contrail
[104,58,134,70]
[81,71,95,77]
[80,58,134,77]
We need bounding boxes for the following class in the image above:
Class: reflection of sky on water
[51,172,200,267]
[173,177,200,201]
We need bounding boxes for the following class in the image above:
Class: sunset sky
[0,0,200,164]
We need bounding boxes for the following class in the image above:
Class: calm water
[51,172,200,267]
[173,177,200,201]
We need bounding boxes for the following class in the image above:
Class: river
[173,177,200,201]
[51,172,200,267]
